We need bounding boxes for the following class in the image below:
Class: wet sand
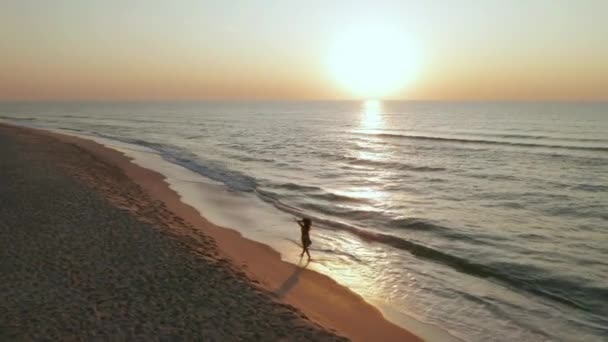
[0,124,421,341]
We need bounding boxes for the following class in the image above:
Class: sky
[1,0,607,101]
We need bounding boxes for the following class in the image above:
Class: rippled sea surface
[2,101,607,341]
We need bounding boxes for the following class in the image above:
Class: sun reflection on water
[352,100,391,204]
[293,99,389,306]
[360,100,384,130]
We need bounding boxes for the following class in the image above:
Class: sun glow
[328,25,420,99]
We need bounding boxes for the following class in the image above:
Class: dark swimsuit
[301,226,311,247]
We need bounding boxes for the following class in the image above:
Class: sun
[328,25,420,99]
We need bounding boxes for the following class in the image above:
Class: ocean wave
[454,131,608,143]
[91,133,258,192]
[87,131,607,317]
[162,153,257,193]
[309,191,370,204]
[464,173,519,181]
[355,132,608,152]
[317,152,446,172]
[307,204,381,221]
[0,115,38,121]
[322,217,608,315]
[59,114,91,119]
[269,182,321,192]
[388,217,452,232]
[346,159,446,172]
[185,135,205,140]
[264,183,370,204]
[58,127,84,132]
[256,189,607,314]
[573,183,608,192]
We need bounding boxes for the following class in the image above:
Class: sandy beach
[0,123,420,341]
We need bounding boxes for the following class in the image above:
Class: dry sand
[0,124,421,341]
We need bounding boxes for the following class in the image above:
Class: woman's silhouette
[296,218,312,259]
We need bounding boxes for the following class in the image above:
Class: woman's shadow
[274,256,310,298]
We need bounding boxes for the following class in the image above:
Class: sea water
[1,101,607,341]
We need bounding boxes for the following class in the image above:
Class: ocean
[1,101,606,341]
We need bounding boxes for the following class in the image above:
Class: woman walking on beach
[296,218,312,259]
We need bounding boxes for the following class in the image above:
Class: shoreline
[2,123,422,341]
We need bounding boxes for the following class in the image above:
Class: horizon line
[1,98,607,104]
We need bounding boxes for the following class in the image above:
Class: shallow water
[2,101,607,341]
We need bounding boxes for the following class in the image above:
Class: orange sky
[1,1,607,101]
